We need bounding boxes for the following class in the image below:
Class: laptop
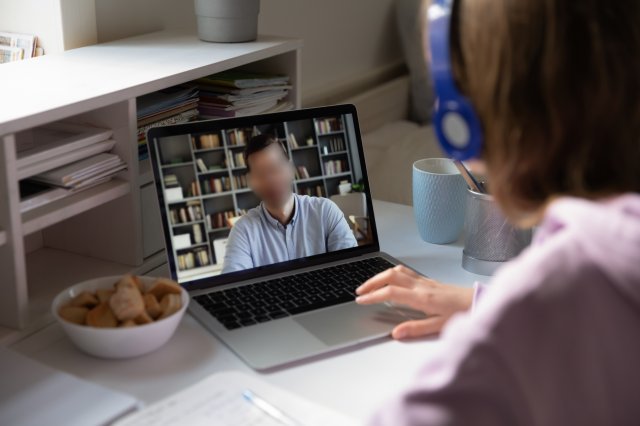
[147,104,424,370]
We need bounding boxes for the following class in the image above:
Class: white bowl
[52,276,189,359]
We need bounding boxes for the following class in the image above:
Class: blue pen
[242,389,300,426]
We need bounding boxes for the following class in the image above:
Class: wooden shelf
[21,179,130,235]
[295,176,324,184]
[0,30,302,135]
[325,172,352,179]
[162,161,194,169]
[322,150,348,157]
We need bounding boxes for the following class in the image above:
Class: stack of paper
[15,121,115,180]
[30,153,127,190]
[136,86,200,160]
[188,71,294,119]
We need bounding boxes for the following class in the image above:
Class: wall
[93,0,405,106]
[0,0,97,53]
[0,0,405,105]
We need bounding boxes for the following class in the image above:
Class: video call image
[152,113,373,283]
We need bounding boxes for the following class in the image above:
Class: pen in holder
[462,189,532,276]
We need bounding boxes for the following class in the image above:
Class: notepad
[0,348,140,426]
[113,370,356,426]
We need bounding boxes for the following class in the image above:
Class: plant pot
[194,0,260,43]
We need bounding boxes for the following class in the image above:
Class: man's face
[247,143,294,206]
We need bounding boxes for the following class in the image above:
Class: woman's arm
[356,265,476,339]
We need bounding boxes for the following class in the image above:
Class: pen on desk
[242,389,300,426]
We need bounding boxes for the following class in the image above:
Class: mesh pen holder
[462,189,532,276]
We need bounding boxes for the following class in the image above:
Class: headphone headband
[428,0,483,160]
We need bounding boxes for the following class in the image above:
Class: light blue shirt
[221,194,358,273]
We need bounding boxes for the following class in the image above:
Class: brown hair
[449,0,640,226]
[243,134,289,172]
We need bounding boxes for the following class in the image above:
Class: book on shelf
[226,128,255,146]
[233,173,248,189]
[322,136,346,154]
[288,133,299,148]
[189,181,200,197]
[295,166,310,180]
[315,117,343,134]
[192,133,221,150]
[177,248,210,271]
[206,210,237,230]
[227,151,246,168]
[201,176,231,195]
[196,158,208,173]
[298,184,324,198]
[169,200,203,225]
[324,159,348,175]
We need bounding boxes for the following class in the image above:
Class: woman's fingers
[392,316,447,339]
[356,265,420,295]
[355,284,425,311]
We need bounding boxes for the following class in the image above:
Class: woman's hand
[355,265,474,340]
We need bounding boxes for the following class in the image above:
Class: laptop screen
[147,104,379,288]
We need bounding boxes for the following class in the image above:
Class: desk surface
[10,200,485,422]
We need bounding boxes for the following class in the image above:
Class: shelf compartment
[21,179,130,235]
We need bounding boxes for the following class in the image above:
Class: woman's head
[448,0,640,226]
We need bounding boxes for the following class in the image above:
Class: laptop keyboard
[193,257,395,330]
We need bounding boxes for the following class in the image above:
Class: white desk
[10,200,485,422]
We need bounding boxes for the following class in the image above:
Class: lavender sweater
[370,194,640,425]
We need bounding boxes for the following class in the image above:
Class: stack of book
[187,71,294,118]
[30,153,126,190]
[136,86,200,160]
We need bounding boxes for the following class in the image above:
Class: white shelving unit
[0,29,302,337]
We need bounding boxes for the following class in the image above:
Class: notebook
[113,370,357,426]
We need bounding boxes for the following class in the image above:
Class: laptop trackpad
[294,302,422,347]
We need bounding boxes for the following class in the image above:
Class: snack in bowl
[52,275,189,359]
[56,274,183,328]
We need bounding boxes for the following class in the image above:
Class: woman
[355,0,640,424]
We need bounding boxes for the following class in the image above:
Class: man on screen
[221,134,357,274]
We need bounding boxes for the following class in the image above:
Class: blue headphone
[428,0,483,160]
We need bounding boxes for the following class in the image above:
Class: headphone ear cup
[433,97,483,160]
